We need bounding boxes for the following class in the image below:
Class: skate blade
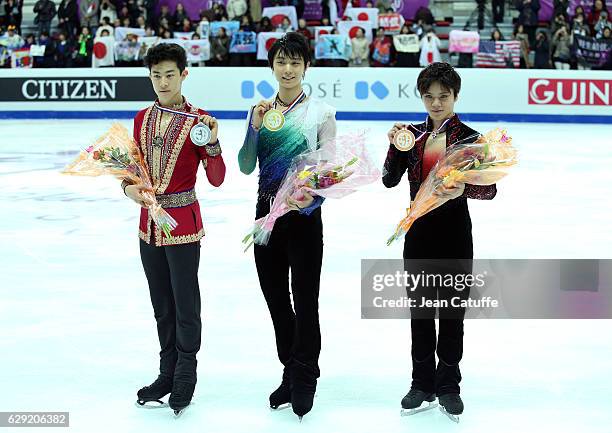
[439,406,460,423]
[135,399,168,409]
[400,402,438,417]
[173,404,190,418]
[269,402,291,411]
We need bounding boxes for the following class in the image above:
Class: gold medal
[393,129,416,152]
[262,108,285,132]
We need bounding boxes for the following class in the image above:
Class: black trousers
[139,240,202,385]
[254,205,324,377]
[403,199,473,396]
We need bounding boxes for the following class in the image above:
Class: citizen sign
[0,77,156,102]
[528,78,610,106]
[22,79,117,100]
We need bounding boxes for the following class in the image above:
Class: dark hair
[417,62,461,97]
[267,32,311,68]
[144,43,187,72]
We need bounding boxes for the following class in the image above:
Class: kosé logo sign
[528,78,610,106]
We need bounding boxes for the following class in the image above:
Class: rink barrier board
[0,68,610,123]
[0,110,611,124]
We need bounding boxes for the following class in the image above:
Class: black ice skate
[269,367,291,410]
[135,375,173,409]
[400,388,438,417]
[290,361,317,421]
[438,393,463,423]
[169,381,195,418]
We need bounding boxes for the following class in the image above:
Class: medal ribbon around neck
[273,90,307,115]
[412,116,452,141]
[155,103,212,146]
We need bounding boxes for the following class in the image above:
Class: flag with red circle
[337,20,373,43]
[257,32,285,61]
[342,7,379,30]
[92,36,115,68]
[262,6,298,31]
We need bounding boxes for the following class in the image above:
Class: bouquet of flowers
[62,123,177,239]
[242,133,381,251]
[386,128,518,246]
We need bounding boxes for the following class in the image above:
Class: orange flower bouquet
[62,123,177,239]
[386,128,518,246]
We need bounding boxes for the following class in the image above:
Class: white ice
[1,119,611,433]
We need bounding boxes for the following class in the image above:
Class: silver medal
[190,123,212,146]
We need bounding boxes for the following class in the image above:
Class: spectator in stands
[493,0,505,23]
[588,0,609,28]
[96,17,114,37]
[296,19,312,40]
[178,17,191,32]
[39,30,59,67]
[553,0,570,18]
[257,16,273,32]
[573,5,585,19]
[79,0,99,33]
[74,26,93,67]
[161,28,172,38]
[157,5,172,29]
[350,26,369,67]
[173,3,189,29]
[210,25,229,66]
[226,0,247,21]
[533,29,550,68]
[144,25,154,36]
[54,31,73,66]
[514,0,540,48]
[514,24,530,68]
[419,27,441,67]
[393,24,419,67]
[99,0,117,25]
[58,0,78,38]
[3,24,23,49]
[370,27,392,67]
[413,5,434,25]
[23,32,35,48]
[375,0,390,14]
[4,0,23,35]
[572,13,589,37]
[551,12,568,36]
[277,16,293,32]
[125,0,142,25]
[411,18,424,38]
[491,28,504,41]
[33,0,56,38]
[212,2,228,21]
[157,25,168,37]
[321,17,331,27]
[551,23,571,69]
[121,17,131,28]
[239,14,253,31]
[594,10,612,38]
[600,25,612,39]
[159,16,171,30]
[250,0,262,23]
[136,15,147,29]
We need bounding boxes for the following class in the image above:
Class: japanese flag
[257,32,285,61]
[92,36,115,68]
[343,7,379,30]
[262,6,298,30]
[337,20,373,43]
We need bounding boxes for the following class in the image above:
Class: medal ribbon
[273,90,307,115]
[411,117,451,142]
[155,104,200,120]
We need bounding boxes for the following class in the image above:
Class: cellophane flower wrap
[62,123,178,239]
[243,132,381,251]
[386,128,518,246]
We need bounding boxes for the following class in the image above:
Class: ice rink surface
[1,118,611,433]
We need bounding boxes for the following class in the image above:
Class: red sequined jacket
[132,100,226,246]
[383,114,497,201]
